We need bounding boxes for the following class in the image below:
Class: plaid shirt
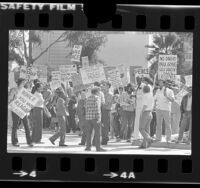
[85,94,101,121]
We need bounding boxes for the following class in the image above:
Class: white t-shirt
[34,92,44,108]
[154,87,174,111]
[142,93,154,111]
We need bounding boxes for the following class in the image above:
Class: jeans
[178,112,191,142]
[139,111,152,147]
[50,115,66,145]
[86,119,101,150]
[79,116,87,144]
[11,112,32,145]
[156,109,172,141]
[171,112,181,134]
[101,109,111,143]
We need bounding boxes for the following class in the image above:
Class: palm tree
[145,32,192,78]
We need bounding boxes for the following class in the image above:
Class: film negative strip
[0,1,200,183]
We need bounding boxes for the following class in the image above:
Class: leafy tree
[145,32,192,78]
[9,30,107,67]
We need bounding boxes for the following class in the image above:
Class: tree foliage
[9,30,107,67]
[145,32,192,78]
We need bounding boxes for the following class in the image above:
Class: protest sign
[107,68,122,88]
[59,64,77,83]
[71,45,82,62]
[51,71,61,81]
[50,80,61,91]
[34,65,47,83]
[158,55,177,81]
[27,66,38,80]
[184,75,192,87]
[117,65,130,86]
[8,88,39,119]
[175,89,188,106]
[71,73,87,93]
[134,68,149,79]
[19,66,27,79]
[80,64,106,85]
[175,75,181,87]
[82,56,89,68]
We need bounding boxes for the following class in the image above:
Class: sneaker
[59,144,68,147]
[85,147,91,151]
[49,138,55,145]
[96,148,107,152]
[12,143,20,147]
[78,143,85,146]
[126,139,131,143]
[28,143,34,147]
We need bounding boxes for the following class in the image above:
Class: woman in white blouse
[31,82,45,143]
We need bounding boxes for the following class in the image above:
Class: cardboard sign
[185,75,192,87]
[51,71,61,81]
[34,65,47,83]
[158,55,177,81]
[71,45,82,62]
[107,68,122,88]
[50,80,61,91]
[82,56,89,68]
[134,68,149,78]
[8,88,39,119]
[175,89,188,106]
[59,64,77,83]
[80,64,106,85]
[27,66,38,80]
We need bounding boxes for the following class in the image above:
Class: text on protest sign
[184,75,192,87]
[59,64,77,82]
[107,69,122,88]
[80,64,106,85]
[8,88,39,119]
[82,56,89,68]
[50,80,61,91]
[34,65,47,83]
[51,71,61,81]
[71,45,82,62]
[158,55,177,81]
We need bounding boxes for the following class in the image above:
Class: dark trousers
[101,109,111,143]
[86,119,101,150]
[68,113,76,132]
[121,110,135,140]
[178,112,191,142]
[79,116,87,144]
[31,107,43,143]
[11,112,32,145]
[150,111,157,137]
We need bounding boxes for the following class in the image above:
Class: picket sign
[184,75,192,87]
[158,55,177,81]
[175,89,188,106]
[51,71,61,81]
[107,68,122,88]
[71,45,82,62]
[80,64,106,84]
[34,65,47,83]
[8,88,39,119]
[82,56,89,68]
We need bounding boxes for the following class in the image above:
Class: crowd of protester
[8,76,192,151]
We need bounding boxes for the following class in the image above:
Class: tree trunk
[28,30,34,66]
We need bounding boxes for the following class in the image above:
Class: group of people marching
[8,75,192,152]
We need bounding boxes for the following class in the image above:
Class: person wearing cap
[176,86,192,144]
[49,88,68,147]
[154,80,175,143]
[85,87,106,152]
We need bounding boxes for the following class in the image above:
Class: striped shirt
[85,95,101,121]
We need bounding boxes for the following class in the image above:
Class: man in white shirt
[139,85,154,148]
[154,80,175,142]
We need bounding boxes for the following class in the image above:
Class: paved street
[7,130,191,155]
